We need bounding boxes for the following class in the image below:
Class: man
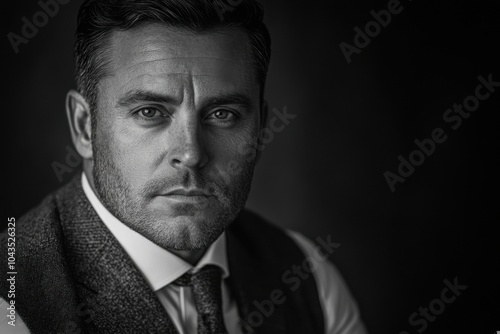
[1,0,367,333]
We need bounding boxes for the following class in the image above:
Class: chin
[142,211,225,251]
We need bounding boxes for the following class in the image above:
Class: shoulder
[2,177,80,245]
[4,175,83,232]
[228,212,367,333]
[1,177,87,328]
[4,192,59,242]
[1,177,81,292]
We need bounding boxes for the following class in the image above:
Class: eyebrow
[115,90,254,112]
[115,90,179,108]
[199,93,254,112]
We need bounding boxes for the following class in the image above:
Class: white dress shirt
[1,173,367,334]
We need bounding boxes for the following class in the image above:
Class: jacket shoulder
[2,178,80,245]
[7,190,60,243]
[1,179,82,328]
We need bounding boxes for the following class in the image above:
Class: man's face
[91,24,262,251]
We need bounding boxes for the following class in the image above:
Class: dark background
[3,0,499,333]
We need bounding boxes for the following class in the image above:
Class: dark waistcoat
[1,177,324,334]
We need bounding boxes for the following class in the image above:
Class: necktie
[174,265,228,334]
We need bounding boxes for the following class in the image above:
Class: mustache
[140,170,225,198]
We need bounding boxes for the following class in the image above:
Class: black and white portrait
[2,0,499,333]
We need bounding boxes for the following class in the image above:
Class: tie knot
[173,265,222,287]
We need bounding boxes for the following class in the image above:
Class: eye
[138,107,162,118]
[216,110,231,119]
[208,109,236,121]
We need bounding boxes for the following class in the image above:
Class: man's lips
[154,189,215,204]
[162,188,213,197]
[154,189,214,205]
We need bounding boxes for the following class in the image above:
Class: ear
[66,90,93,159]
[254,99,269,164]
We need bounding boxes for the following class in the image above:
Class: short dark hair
[74,0,271,115]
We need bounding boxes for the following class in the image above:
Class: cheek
[210,125,259,173]
[97,118,159,186]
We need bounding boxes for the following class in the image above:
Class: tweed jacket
[1,177,324,333]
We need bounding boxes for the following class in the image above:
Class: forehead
[102,24,256,97]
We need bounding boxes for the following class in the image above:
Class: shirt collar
[81,173,230,291]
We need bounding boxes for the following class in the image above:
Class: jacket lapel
[57,177,179,333]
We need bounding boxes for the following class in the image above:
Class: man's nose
[167,118,208,170]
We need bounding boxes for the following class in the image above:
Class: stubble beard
[91,132,256,251]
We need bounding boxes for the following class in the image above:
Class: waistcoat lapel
[57,178,179,333]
